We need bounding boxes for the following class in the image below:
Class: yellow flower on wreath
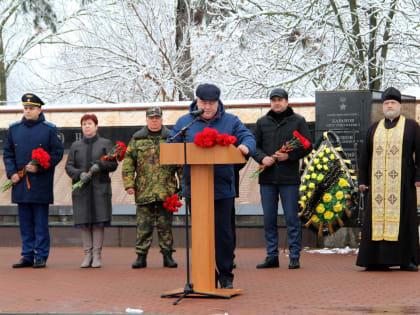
[322,157,329,163]
[323,165,329,171]
[339,178,349,187]
[309,166,315,172]
[316,164,323,170]
[309,182,315,189]
[325,148,331,154]
[316,203,325,213]
[314,158,320,164]
[311,173,317,179]
[324,211,334,220]
[330,154,336,160]
[322,193,332,203]
[305,174,310,180]
[307,191,312,198]
[317,174,324,182]
[300,185,307,191]
[311,215,320,223]
[318,152,324,158]
[335,191,344,200]
[301,196,307,201]
[333,203,343,212]
[298,201,305,208]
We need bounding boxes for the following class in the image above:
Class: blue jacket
[3,113,64,204]
[167,99,256,200]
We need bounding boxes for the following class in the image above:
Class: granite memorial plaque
[315,90,415,169]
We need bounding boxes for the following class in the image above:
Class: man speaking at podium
[168,83,256,289]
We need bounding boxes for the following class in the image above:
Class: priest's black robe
[356,116,420,268]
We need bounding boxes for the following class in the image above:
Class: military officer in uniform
[122,106,181,268]
[3,93,64,268]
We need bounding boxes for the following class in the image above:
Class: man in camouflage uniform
[122,106,181,268]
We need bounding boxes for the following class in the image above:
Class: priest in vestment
[356,87,420,271]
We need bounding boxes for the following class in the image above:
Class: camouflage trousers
[135,202,174,255]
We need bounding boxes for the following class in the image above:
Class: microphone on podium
[190,108,204,117]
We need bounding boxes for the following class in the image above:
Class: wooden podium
[160,143,245,300]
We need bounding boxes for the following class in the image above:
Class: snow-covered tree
[7,0,420,104]
[0,0,89,104]
[200,0,420,97]
[35,0,197,103]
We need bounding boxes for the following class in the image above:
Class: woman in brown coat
[65,114,118,268]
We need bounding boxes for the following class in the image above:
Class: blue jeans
[260,184,301,259]
[18,203,50,262]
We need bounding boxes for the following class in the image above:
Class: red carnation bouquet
[163,194,182,212]
[100,141,127,162]
[194,127,237,148]
[250,131,311,179]
[1,148,51,191]
[72,141,127,191]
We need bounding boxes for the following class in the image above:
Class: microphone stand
[162,115,228,305]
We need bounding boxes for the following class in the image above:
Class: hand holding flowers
[250,131,311,178]
[1,148,51,192]
[72,141,127,191]
[163,194,182,212]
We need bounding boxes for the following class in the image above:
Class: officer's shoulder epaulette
[42,121,57,128]
[9,121,22,128]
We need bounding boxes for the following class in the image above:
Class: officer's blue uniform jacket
[3,113,64,204]
[167,99,256,200]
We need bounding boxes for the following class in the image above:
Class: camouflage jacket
[122,126,181,205]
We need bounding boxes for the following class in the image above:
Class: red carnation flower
[163,194,182,212]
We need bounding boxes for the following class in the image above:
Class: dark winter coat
[253,107,312,185]
[65,135,118,225]
[167,99,256,200]
[3,113,64,204]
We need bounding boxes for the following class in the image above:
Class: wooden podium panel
[160,143,245,165]
[160,143,244,298]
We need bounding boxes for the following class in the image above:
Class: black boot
[33,258,47,268]
[12,258,33,268]
[220,279,233,289]
[288,258,300,269]
[132,254,147,269]
[163,253,178,268]
[256,256,279,269]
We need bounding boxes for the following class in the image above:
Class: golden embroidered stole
[371,116,405,241]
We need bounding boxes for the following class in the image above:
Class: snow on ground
[304,246,358,255]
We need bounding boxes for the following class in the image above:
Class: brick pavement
[1,247,420,314]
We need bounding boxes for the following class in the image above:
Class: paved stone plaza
[1,247,420,314]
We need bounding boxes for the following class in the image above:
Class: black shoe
[288,258,300,269]
[132,254,147,269]
[220,279,233,289]
[12,258,33,268]
[401,262,418,272]
[163,253,178,268]
[232,262,237,269]
[256,256,279,269]
[33,258,46,268]
[365,265,389,271]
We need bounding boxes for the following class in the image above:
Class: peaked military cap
[196,84,221,101]
[146,106,162,117]
[22,93,44,107]
[382,87,401,104]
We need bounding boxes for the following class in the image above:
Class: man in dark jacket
[253,88,311,270]
[3,93,64,268]
[168,83,256,289]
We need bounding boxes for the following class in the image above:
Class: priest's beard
[384,111,399,119]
